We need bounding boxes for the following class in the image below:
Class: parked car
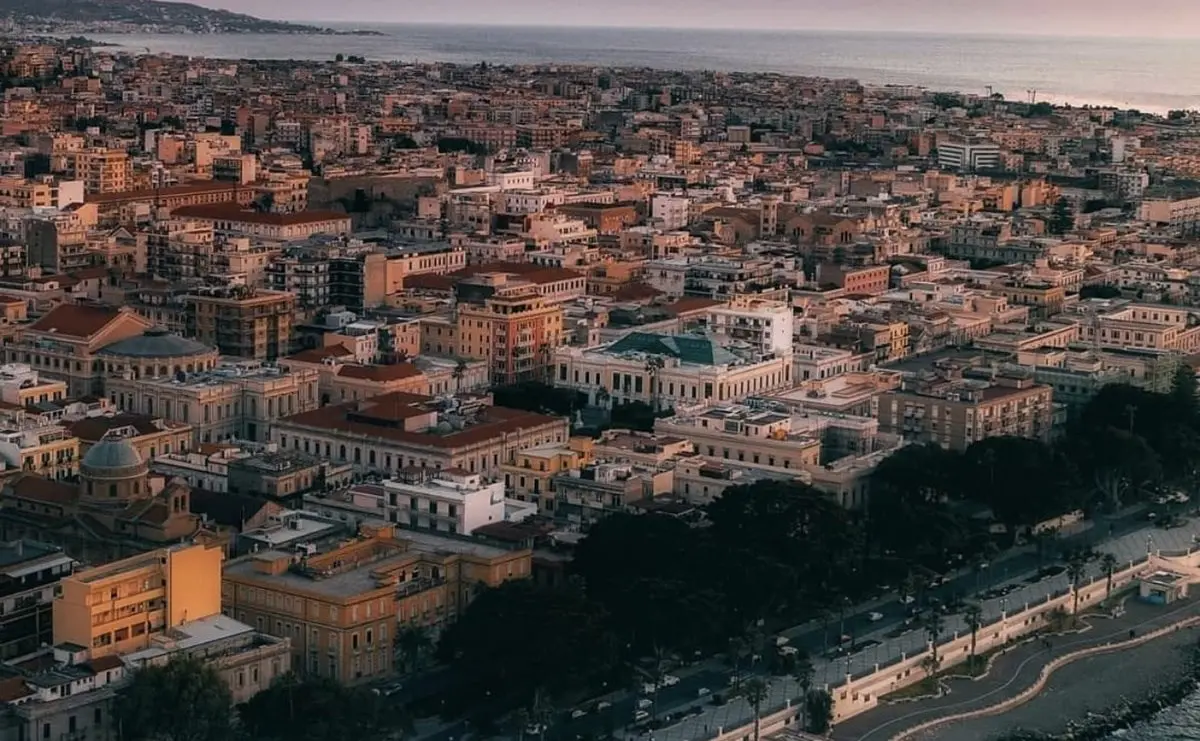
[641,682,657,695]
[779,645,799,656]
[571,709,588,720]
[633,711,650,723]
[596,701,612,711]
[868,611,884,622]
[660,674,680,687]
[900,595,916,605]
[637,698,653,710]
[526,724,544,736]
[774,635,790,646]
[697,687,711,697]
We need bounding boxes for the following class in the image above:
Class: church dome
[80,435,147,480]
[98,327,212,359]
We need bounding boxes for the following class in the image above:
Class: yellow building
[221,523,531,685]
[501,439,593,511]
[52,542,223,658]
[68,148,130,195]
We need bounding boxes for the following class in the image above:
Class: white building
[938,140,1002,171]
[150,446,250,493]
[706,297,793,355]
[651,194,691,230]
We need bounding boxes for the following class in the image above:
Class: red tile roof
[0,676,32,703]
[285,346,355,364]
[277,392,565,450]
[9,475,76,505]
[28,304,122,338]
[84,181,242,205]
[337,363,424,382]
[173,204,350,226]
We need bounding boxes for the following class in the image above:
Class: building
[227,451,352,502]
[52,542,222,659]
[553,331,793,410]
[172,205,351,241]
[0,541,76,660]
[66,414,192,464]
[105,359,320,445]
[272,393,569,476]
[551,461,674,525]
[185,287,295,361]
[6,305,152,398]
[67,149,129,195]
[221,522,531,684]
[937,139,1002,171]
[705,297,794,355]
[0,364,66,408]
[455,275,565,385]
[654,406,822,473]
[876,371,1054,451]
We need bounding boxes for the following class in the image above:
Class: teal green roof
[604,332,740,366]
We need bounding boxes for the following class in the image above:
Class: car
[868,611,884,622]
[641,682,657,695]
[901,595,916,605]
[660,674,680,687]
[697,687,711,697]
[571,709,588,720]
[633,710,650,723]
[779,645,799,656]
[774,635,790,647]
[637,698,653,710]
[526,724,544,736]
[596,701,612,711]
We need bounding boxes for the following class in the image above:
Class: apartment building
[877,372,1054,451]
[67,149,129,195]
[173,204,351,241]
[185,287,294,361]
[221,522,531,684]
[500,440,593,512]
[1077,302,1200,353]
[145,219,216,281]
[815,263,892,296]
[271,393,569,476]
[654,406,822,473]
[937,139,1002,172]
[0,364,65,407]
[52,542,223,659]
[24,208,90,273]
[456,276,565,385]
[1139,195,1200,235]
[0,541,76,661]
[705,296,794,355]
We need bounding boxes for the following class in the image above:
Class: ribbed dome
[98,327,211,358]
[81,436,145,475]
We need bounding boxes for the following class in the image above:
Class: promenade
[830,593,1200,741]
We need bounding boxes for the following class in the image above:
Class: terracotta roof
[84,181,241,205]
[173,204,350,226]
[85,655,125,673]
[659,297,724,317]
[608,282,663,301]
[66,413,167,442]
[405,262,585,295]
[277,392,565,450]
[0,294,26,305]
[28,304,123,338]
[9,475,76,505]
[285,346,356,364]
[337,363,424,382]
[0,676,33,703]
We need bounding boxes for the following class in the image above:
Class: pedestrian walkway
[830,593,1200,741]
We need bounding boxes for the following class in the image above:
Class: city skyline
[178,0,1200,38]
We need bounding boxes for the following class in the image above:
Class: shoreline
[915,626,1200,741]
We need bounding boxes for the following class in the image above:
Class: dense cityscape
[0,28,1195,741]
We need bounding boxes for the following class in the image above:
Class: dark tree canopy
[239,673,405,741]
[115,656,232,741]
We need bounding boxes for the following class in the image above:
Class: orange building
[456,276,564,385]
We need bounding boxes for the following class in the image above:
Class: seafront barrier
[707,554,1162,741]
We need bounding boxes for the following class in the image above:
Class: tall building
[455,275,565,385]
[67,149,129,195]
[0,541,76,660]
[185,287,294,360]
[936,139,1002,172]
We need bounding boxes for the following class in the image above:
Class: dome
[81,436,147,478]
[98,327,212,359]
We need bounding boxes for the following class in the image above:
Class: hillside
[0,0,343,34]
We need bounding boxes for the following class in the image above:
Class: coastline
[914,626,1200,741]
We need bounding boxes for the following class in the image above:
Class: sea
[78,21,1200,735]
[81,24,1200,114]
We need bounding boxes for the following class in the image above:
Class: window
[352,633,359,650]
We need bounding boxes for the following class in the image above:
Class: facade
[877,374,1054,451]
[937,140,1002,171]
[553,331,793,410]
[221,522,531,684]
[0,541,76,661]
[272,393,569,476]
[52,542,222,659]
[455,277,565,385]
[185,287,295,361]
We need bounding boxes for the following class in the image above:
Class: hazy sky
[190,0,1200,37]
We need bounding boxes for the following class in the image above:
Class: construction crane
[986,85,994,98]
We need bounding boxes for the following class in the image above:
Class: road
[416,504,1192,741]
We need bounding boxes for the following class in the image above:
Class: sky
[188,0,1200,37]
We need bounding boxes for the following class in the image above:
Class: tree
[643,355,665,412]
[1048,197,1074,235]
[792,653,814,730]
[744,678,770,741]
[396,624,433,674]
[964,603,983,667]
[334,53,345,62]
[238,673,406,741]
[1067,554,1087,617]
[1102,552,1119,598]
[1171,363,1199,417]
[960,437,1076,536]
[804,689,834,734]
[453,359,469,393]
[436,580,620,717]
[115,656,232,741]
[869,443,973,568]
[919,653,941,690]
[924,612,945,671]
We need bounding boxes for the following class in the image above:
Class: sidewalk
[830,592,1200,741]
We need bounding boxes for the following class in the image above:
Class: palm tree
[792,653,814,730]
[395,625,432,674]
[924,612,944,668]
[964,603,983,668]
[1102,552,1118,598]
[1067,555,1087,617]
[595,386,610,410]
[643,356,665,411]
[743,677,770,741]
[726,635,748,690]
